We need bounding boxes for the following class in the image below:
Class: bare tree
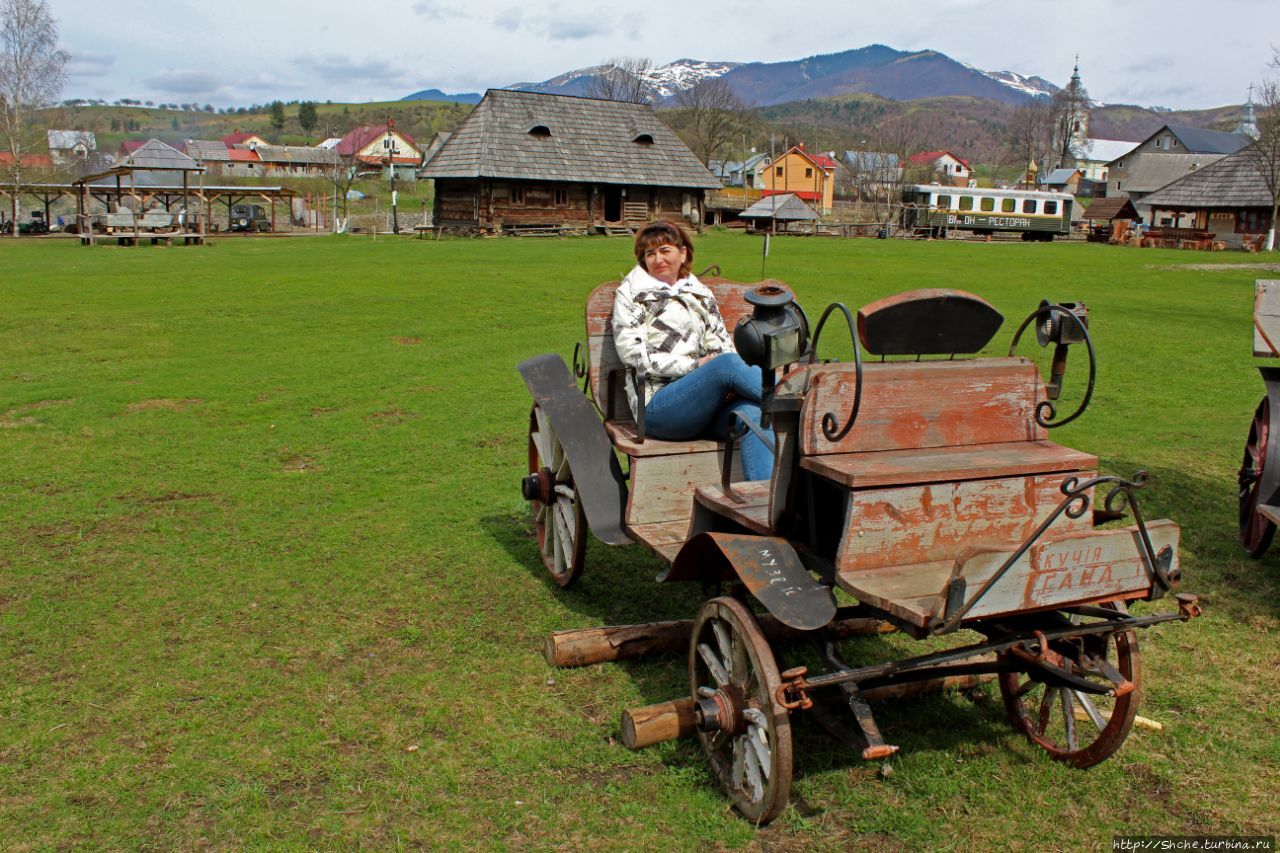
[585,56,656,106]
[1005,97,1053,184]
[1048,70,1089,172]
[1242,76,1280,250]
[0,0,67,236]
[867,114,937,222]
[673,78,745,167]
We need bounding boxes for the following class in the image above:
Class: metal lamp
[734,285,809,373]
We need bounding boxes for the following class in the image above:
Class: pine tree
[298,101,318,136]
[269,100,286,134]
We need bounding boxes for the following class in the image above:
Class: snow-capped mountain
[406,47,1066,106]
[965,66,1057,99]
[641,59,743,98]
[507,58,741,100]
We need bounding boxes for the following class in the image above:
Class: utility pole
[385,117,400,235]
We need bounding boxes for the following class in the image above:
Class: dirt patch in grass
[393,336,422,346]
[114,491,221,505]
[0,398,75,428]
[364,408,418,428]
[278,452,320,472]
[123,398,203,414]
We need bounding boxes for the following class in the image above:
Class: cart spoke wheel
[998,608,1140,768]
[1238,396,1276,558]
[527,405,585,588]
[689,597,792,825]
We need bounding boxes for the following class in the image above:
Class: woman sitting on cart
[612,220,774,481]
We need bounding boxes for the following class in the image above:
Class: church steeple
[1049,56,1091,171]
[1067,56,1089,147]
[1236,84,1260,140]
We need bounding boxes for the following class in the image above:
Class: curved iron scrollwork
[935,471,1173,634]
[571,340,590,396]
[808,302,864,442]
[1007,302,1097,429]
[696,264,722,278]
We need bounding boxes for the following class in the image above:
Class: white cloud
[292,54,407,87]
[145,69,224,96]
[413,1,467,20]
[65,50,114,78]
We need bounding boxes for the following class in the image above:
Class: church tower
[1049,57,1091,171]
[1236,85,1260,140]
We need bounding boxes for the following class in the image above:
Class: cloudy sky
[55,0,1274,110]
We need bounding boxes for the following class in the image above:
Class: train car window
[1022,199,1037,214]
[1044,201,1058,215]
[937,195,951,209]
[1002,198,1016,213]
[959,196,974,211]
[980,197,995,212]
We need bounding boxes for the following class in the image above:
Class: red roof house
[336,123,422,167]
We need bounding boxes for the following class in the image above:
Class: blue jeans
[644,353,775,481]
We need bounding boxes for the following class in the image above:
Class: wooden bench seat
[800,440,1097,490]
[604,419,723,457]
[694,481,772,535]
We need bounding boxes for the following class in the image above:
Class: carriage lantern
[734,285,809,373]
[1035,299,1089,401]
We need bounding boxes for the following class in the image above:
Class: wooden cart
[518,281,1200,823]
[1239,279,1280,556]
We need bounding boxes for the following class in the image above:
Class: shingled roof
[117,138,201,171]
[1141,147,1271,209]
[420,89,719,189]
[739,193,820,221]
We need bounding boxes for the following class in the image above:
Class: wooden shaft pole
[620,673,996,750]
[545,610,893,668]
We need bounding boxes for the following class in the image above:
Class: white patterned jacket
[611,266,733,418]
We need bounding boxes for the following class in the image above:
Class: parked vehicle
[519,280,1200,823]
[900,184,1074,241]
[230,204,271,232]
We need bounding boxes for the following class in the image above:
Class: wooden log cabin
[419,89,720,233]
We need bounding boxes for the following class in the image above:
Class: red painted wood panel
[800,358,1047,456]
[836,472,1094,574]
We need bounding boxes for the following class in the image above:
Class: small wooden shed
[738,193,820,233]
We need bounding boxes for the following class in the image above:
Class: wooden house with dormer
[419,89,719,232]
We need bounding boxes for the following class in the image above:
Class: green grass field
[1,233,1277,849]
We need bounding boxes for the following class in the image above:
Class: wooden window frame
[511,185,526,206]
[553,188,568,207]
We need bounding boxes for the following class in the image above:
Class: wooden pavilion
[72,139,296,244]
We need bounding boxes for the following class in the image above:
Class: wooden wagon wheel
[527,404,586,587]
[688,597,793,825]
[1238,396,1276,558]
[998,610,1140,768]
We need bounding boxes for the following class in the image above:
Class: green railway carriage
[900,184,1074,241]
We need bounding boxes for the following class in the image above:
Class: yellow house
[760,145,837,213]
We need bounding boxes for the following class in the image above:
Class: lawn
[1,233,1277,849]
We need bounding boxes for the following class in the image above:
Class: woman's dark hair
[634,220,694,279]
